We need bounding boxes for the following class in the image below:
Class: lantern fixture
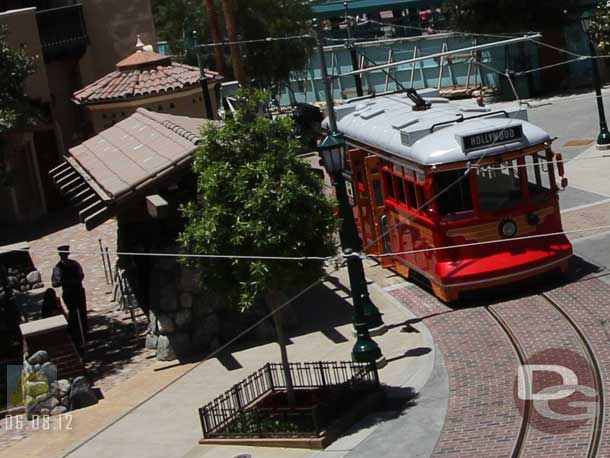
[318,132,347,175]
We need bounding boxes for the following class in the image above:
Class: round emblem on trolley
[500,219,518,238]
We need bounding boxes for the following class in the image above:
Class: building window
[158,105,164,111]
[121,112,126,117]
[102,113,107,119]
[169,103,176,109]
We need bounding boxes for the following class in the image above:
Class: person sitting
[41,288,64,319]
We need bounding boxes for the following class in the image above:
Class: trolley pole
[192,31,215,119]
[344,2,364,97]
[314,20,386,367]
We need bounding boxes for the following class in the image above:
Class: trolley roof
[325,90,551,166]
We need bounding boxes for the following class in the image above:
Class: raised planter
[198,361,383,449]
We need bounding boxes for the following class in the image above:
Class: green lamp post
[581,10,610,149]
[318,131,385,366]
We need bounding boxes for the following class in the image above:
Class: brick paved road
[546,278,610,457]
[391,277,610,458]
[490,296,596,457]
[391,287,522,458]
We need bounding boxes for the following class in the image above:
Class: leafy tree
[589,2,610,55]
[0,26,36,133]
[0,25,36,186]
[234,0,314,87]
[443,0,579,34]
[179,89,336,400]
[151,0,208,56]
[151,0,313,85]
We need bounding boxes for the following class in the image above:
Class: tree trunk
[220,0,247,85]
[265,288,295,406]
[204,0,227,77]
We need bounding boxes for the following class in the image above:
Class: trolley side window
[394,176,407,204]
[382,164,427,212]
[477,160,523,213]
[524,153,552,198]
[435,170,473,216]
[382,171,395,198]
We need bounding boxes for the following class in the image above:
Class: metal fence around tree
[199,361,380,438]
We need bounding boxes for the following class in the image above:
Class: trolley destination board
[462,125,523,152]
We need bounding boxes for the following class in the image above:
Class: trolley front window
[435,170,473,216]
[524,153,552,199]
[477,160,523,213]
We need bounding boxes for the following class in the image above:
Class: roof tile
[67,109,220,199]
[73,58,221,105]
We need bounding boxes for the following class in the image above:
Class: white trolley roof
[324,90,551,167]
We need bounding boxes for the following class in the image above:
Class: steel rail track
[485,306,532,458]
[539,293,605,458]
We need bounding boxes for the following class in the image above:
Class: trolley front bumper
[436,234,573,290]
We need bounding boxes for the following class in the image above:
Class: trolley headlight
[500,220,518,238]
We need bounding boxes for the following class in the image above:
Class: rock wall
[22,350,98,418]
[145,255,222,361]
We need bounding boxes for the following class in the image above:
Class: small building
[73,38,223,134]
[49,108,214,230]
[49,109,226,361]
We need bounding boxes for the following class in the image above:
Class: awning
[50,109,216,230]
[311,0,440,18]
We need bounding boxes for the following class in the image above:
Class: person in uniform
[51,245,88,350]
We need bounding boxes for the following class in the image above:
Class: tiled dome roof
[73,48,221,105]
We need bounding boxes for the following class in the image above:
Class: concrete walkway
[0,266,443,458]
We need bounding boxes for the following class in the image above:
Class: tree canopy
[151,0,313,86]
[179,89,336,311]
[590,2,610,55]
[151,0,207,56]
[0,26,35,133]
[443,0,580,34]
[0,25,36,187]
[233,0,313,87]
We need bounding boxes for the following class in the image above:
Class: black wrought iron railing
[36,3,87,61]
[199,361,379,439]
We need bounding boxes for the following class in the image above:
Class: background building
[73,39,222,134]
[0,0,157,228]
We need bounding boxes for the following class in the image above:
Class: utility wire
[194,34,313,49]
[0,247,335,262]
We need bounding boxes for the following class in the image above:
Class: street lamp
[318,131,385,366]
[314,18,386,341]
[581,11,610,149]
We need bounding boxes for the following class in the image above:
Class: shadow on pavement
[348,386,419,434]
[84,311,149,385]
[0,208,79,246]
[386,347,432,365]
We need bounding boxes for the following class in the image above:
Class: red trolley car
[328,90,573,302]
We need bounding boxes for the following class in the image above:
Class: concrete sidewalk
[0,266,441,458]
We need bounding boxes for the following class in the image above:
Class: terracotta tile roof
[73,59,221,105]
[66,108,216,199]
[116,50,172,71]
